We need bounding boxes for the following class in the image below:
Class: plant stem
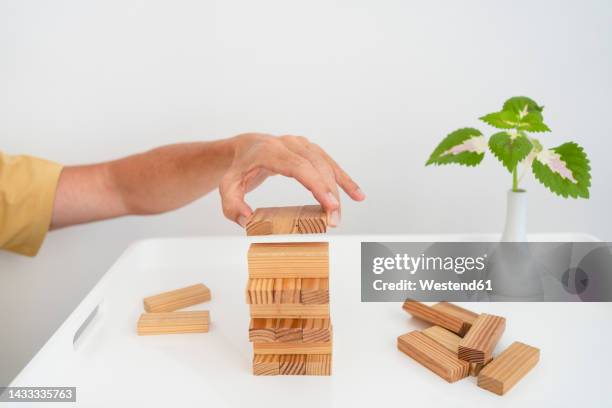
[512,164,519,192]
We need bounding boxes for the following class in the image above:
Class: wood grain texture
[245,279,275,304]
[249,318,277,342]
[248,242,329,279]
[305,354,332,376]
[432,302,478,327]
[302,318,332,343]
[253,354,280,376]
[279,354,306,375]
[253,341,332,355]
[276,319,303,342]
[397,331,470,383]
[458,313,506,363]
[422,326,490,376]
[279,278,301,303]
[300,278,329,304]
[249,303,329,318]
[137,311,209,335]
[402,299,471,336]
[246,205,327,236]
[478,341,540,395]
[143,283,210,313]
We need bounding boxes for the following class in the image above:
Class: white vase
[501,190,528,242]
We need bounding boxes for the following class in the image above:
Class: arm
[51,133,365,229]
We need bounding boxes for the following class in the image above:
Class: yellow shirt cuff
[0,153,64,257]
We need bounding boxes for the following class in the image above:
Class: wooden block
[397,331,470,383]
[305,354,332,376]
[458,313,506,363]
[253,341,332,355]
[302,318,332,343]
[422,326,490,376]
[279,278,302,304]
[432,302,479,327]
[143,283,210,313]
[402,299,472,336]
[300,278,329,304]
[137,311,209,335]
[279,354,306,375]
[249,303,329,319]
[422,325,460,353]
[478,342,540,395]
[245,279,275,304]
[253,354,280,376]
[246,205,327,236]
[249,318,277,342]
[248,242,329,279]
[276,318,303,342]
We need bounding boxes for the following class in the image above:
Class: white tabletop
[8,234,611,407]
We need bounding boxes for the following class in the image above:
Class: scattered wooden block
[402,299,472,336]
[305,354,332,375]
[248,242,329,279]
[276,319,303,342]
[478,342,540,395]
[300,278,329,304]
[302,318,332,343]
[279,354,306,375]
[397,331,470,383]
[249,318,277,342]
[137,311,209,335]
[246,205,327,236]
[249,303,329,319]
[245,279,275,304]
[432,302,478,327]
[421,326,490,376]
[143,283,210,313]
[253,341,332,355]
[253,354,280,376]
[458,313,506,363]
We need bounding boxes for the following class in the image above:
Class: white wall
[1,0,611,385]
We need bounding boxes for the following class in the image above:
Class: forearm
[51,139,235,229]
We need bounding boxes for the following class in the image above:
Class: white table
[8,234,611,407]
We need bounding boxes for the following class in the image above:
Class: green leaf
[502,96,543,115]
[488,131,533,172]
[426,128,485,167]
[479,111,520,129]
[532,142,591,198]
[517,111,551,132]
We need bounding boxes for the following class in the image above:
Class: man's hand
[220,133,365,227]
[51,134,364,229]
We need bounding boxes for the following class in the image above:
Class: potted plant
[426,96,592,242]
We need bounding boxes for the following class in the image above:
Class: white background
[1,0,611,386]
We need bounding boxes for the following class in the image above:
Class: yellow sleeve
[0,152,64,256]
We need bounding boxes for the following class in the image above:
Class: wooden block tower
[245,205,332,375]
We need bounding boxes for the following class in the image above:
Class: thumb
[219,172,253,227]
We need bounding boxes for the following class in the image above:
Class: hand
[219,133,365,227]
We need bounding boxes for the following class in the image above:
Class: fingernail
[327,192,339,208]
[355,188,366,200]
[329,210,340,227]
[237,215,247,227]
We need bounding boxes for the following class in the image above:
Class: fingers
[219,171,254,227]
[312,143,365,201]
[280,136,342,226]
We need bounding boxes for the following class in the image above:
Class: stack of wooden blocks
[398,300,540,396]
[245,205,332,376]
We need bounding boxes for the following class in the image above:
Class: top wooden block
[402,299,475,337]
[248,242,329,279]
[246,205,327,236]
[143,283,211,313]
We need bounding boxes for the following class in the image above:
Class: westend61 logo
[360,242,612,302]
[372,253,487,275]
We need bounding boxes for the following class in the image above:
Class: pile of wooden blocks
[245,205,332,376]
[137,283,211,335]
[398,300,539,395]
